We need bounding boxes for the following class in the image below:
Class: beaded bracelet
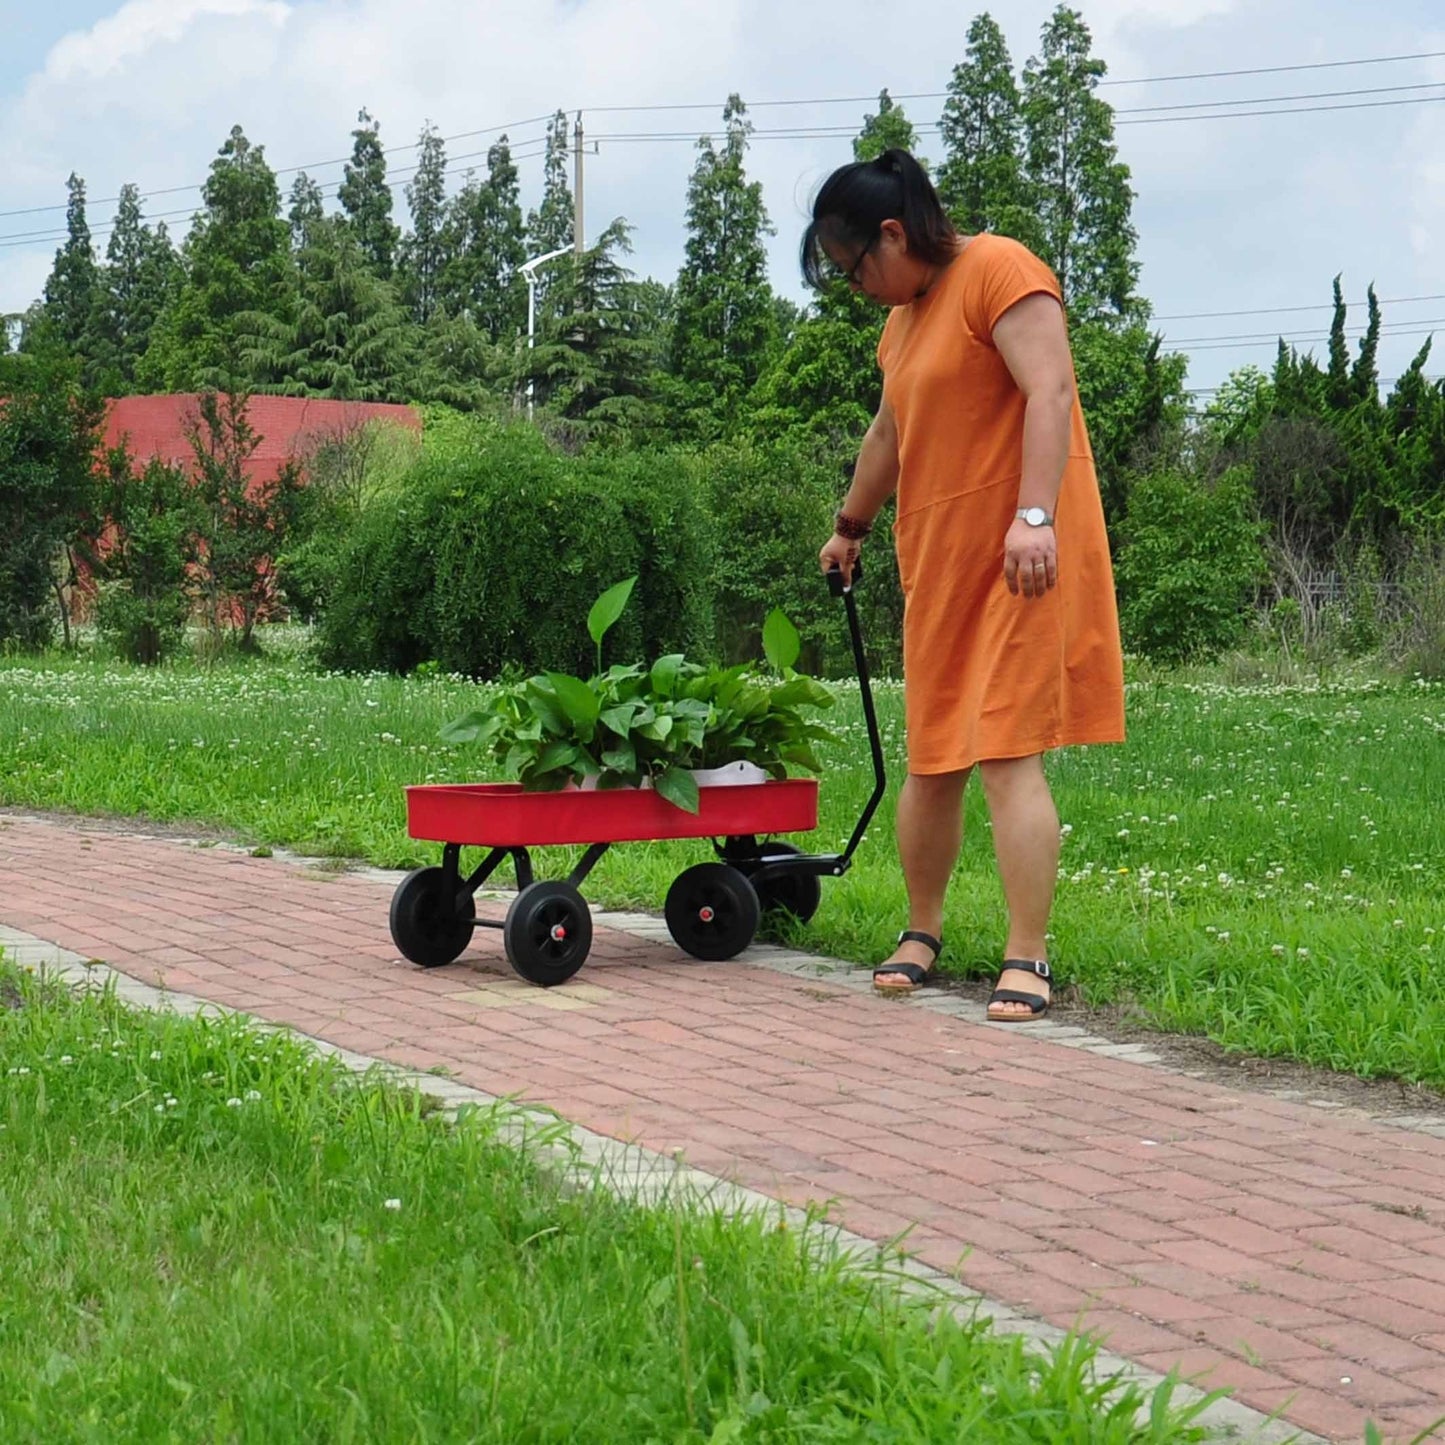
[834,511,872,541]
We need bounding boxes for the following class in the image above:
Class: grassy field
[0,963,1217,1444]
[2,634,1443,1087]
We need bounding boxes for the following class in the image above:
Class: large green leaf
[545,672,601,733]
[600,701,642,736]
[649,654,685,697]
[439,710,487,744]
[770,677,836,710]
[524,680,568,735]
[587,576,637,648]
[654,767,700,814]
[637,714,674,742]
[533,740,583,774]
[762,608,801,672]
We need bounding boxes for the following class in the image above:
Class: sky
[1,0,1442,394]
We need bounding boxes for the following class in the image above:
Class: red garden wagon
[388,567,885,986]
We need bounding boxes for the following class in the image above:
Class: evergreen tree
[287,172,325,250]
[523,218,657,433]
[1021,6,1139,320]
[142,125,294,390]
[40,173,102,368]
[854,90,918,162]
[668,95,777,431]
[526,112,574,256]
[437,138,526,342]
[238,216,414,401]
[938,15,1038,245]
[338,108,399,279]
[96,187,182,393]
[397,122,448,325]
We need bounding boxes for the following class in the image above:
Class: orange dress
[877,233,1125,773]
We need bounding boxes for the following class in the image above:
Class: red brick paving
[4,814,1445,1445]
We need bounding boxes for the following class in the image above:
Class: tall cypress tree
[397,122,447,325]
[1021,5,1139,321]
[287,172,325,250]
[142,125,294,390]
[668,95,776,430]
[525,111,575,318]
[437,138,526,342]
[40,173,102,367]
[854,90,918,161]
[938,14,1037,245]
[97,184,181,391]
[338,108,399,279]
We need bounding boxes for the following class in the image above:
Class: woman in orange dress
[807,149,1125,1020]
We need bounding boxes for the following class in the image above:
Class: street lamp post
[519,246,571,422]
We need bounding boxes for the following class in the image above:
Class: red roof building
[103,394,422,479]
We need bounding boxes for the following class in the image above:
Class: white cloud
[1,0,1441,390]
[42,0,291,85]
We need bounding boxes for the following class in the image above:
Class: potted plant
[440,576,836,813]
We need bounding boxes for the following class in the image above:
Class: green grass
[2,635,1443,1087]
[0,963,1218,1443]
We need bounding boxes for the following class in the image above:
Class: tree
[39,174,102,370]
[397,122,448,325]
[854,89,918,162]
[0,351,104,648]
[668,95,777,432]
[287,172,325,249]
[525,111,575,317]
[437,138,527,342]
[338,108,400,279]
[937,15,1038,244]
[186,391,305,650]
[522,218,658,434]
[142,126,294,391]
[238,216,414,400]
[1021,6,1139,321]
[95,186,182,393]
[81,450,198,665]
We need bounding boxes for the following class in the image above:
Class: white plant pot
[574,760,769,791]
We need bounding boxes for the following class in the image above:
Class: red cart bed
[404,778,819,847]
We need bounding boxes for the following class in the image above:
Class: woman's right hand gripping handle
[819,531,862,586]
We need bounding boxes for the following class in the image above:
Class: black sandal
[873,930,943,993]
[986,958,1052,1022]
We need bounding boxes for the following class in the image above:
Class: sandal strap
[987,988,1049,1013]
[873,962,933,985]
[1000,957,1050,981]
[897,929,944,960]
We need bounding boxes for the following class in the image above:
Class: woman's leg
[977,753,1060,1017]
[873,767,971,984]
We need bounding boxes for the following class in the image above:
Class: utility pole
[573,111,585,256]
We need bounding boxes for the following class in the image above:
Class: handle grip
[826,558,863,596]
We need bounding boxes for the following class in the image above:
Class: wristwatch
[1016,506,1054,527]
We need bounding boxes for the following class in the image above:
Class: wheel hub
[698,906,715,923]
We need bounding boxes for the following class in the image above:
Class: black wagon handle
[825,561,886,871]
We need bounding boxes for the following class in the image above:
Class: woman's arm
[819,396,900,580]
[991,293,1077,599]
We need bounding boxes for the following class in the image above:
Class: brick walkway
[3,813,1443,1444]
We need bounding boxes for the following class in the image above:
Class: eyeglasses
[831,233,877,288]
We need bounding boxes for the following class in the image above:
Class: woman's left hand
[1003,520,1058,599]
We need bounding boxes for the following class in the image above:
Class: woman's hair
[801,148,958,289]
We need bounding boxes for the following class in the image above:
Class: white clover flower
[226,1097,243,1108]
[384,1198,402,1211]
[1271,944,1285,956]
[1296,947,1310,958]
[59,1055,73,1065]
[1340,868,1353,879]
[150,1050,163,1061]
[245,1089,261,1102]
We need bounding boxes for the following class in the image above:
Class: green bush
[699,439,904,678]
[1115,466,1268,664]
[318,417,717,678]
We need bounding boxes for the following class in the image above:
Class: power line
[0,141,550,251]
[1181,327,1442,353]
[1155,293,1445,321]
[6,45,1443,221]
[1113,79,1445,115]
[0,114,557,221]
[1166,318,1445,345]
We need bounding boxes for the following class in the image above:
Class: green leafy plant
[441,577,835,813]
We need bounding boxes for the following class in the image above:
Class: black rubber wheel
[732,841,822,925]
[504,881,592,987]
[664,863,760,961]
[389,866,476,968]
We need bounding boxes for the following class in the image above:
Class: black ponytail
[801,148,957,289]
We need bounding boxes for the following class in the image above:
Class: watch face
[1023,507,1047,526]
